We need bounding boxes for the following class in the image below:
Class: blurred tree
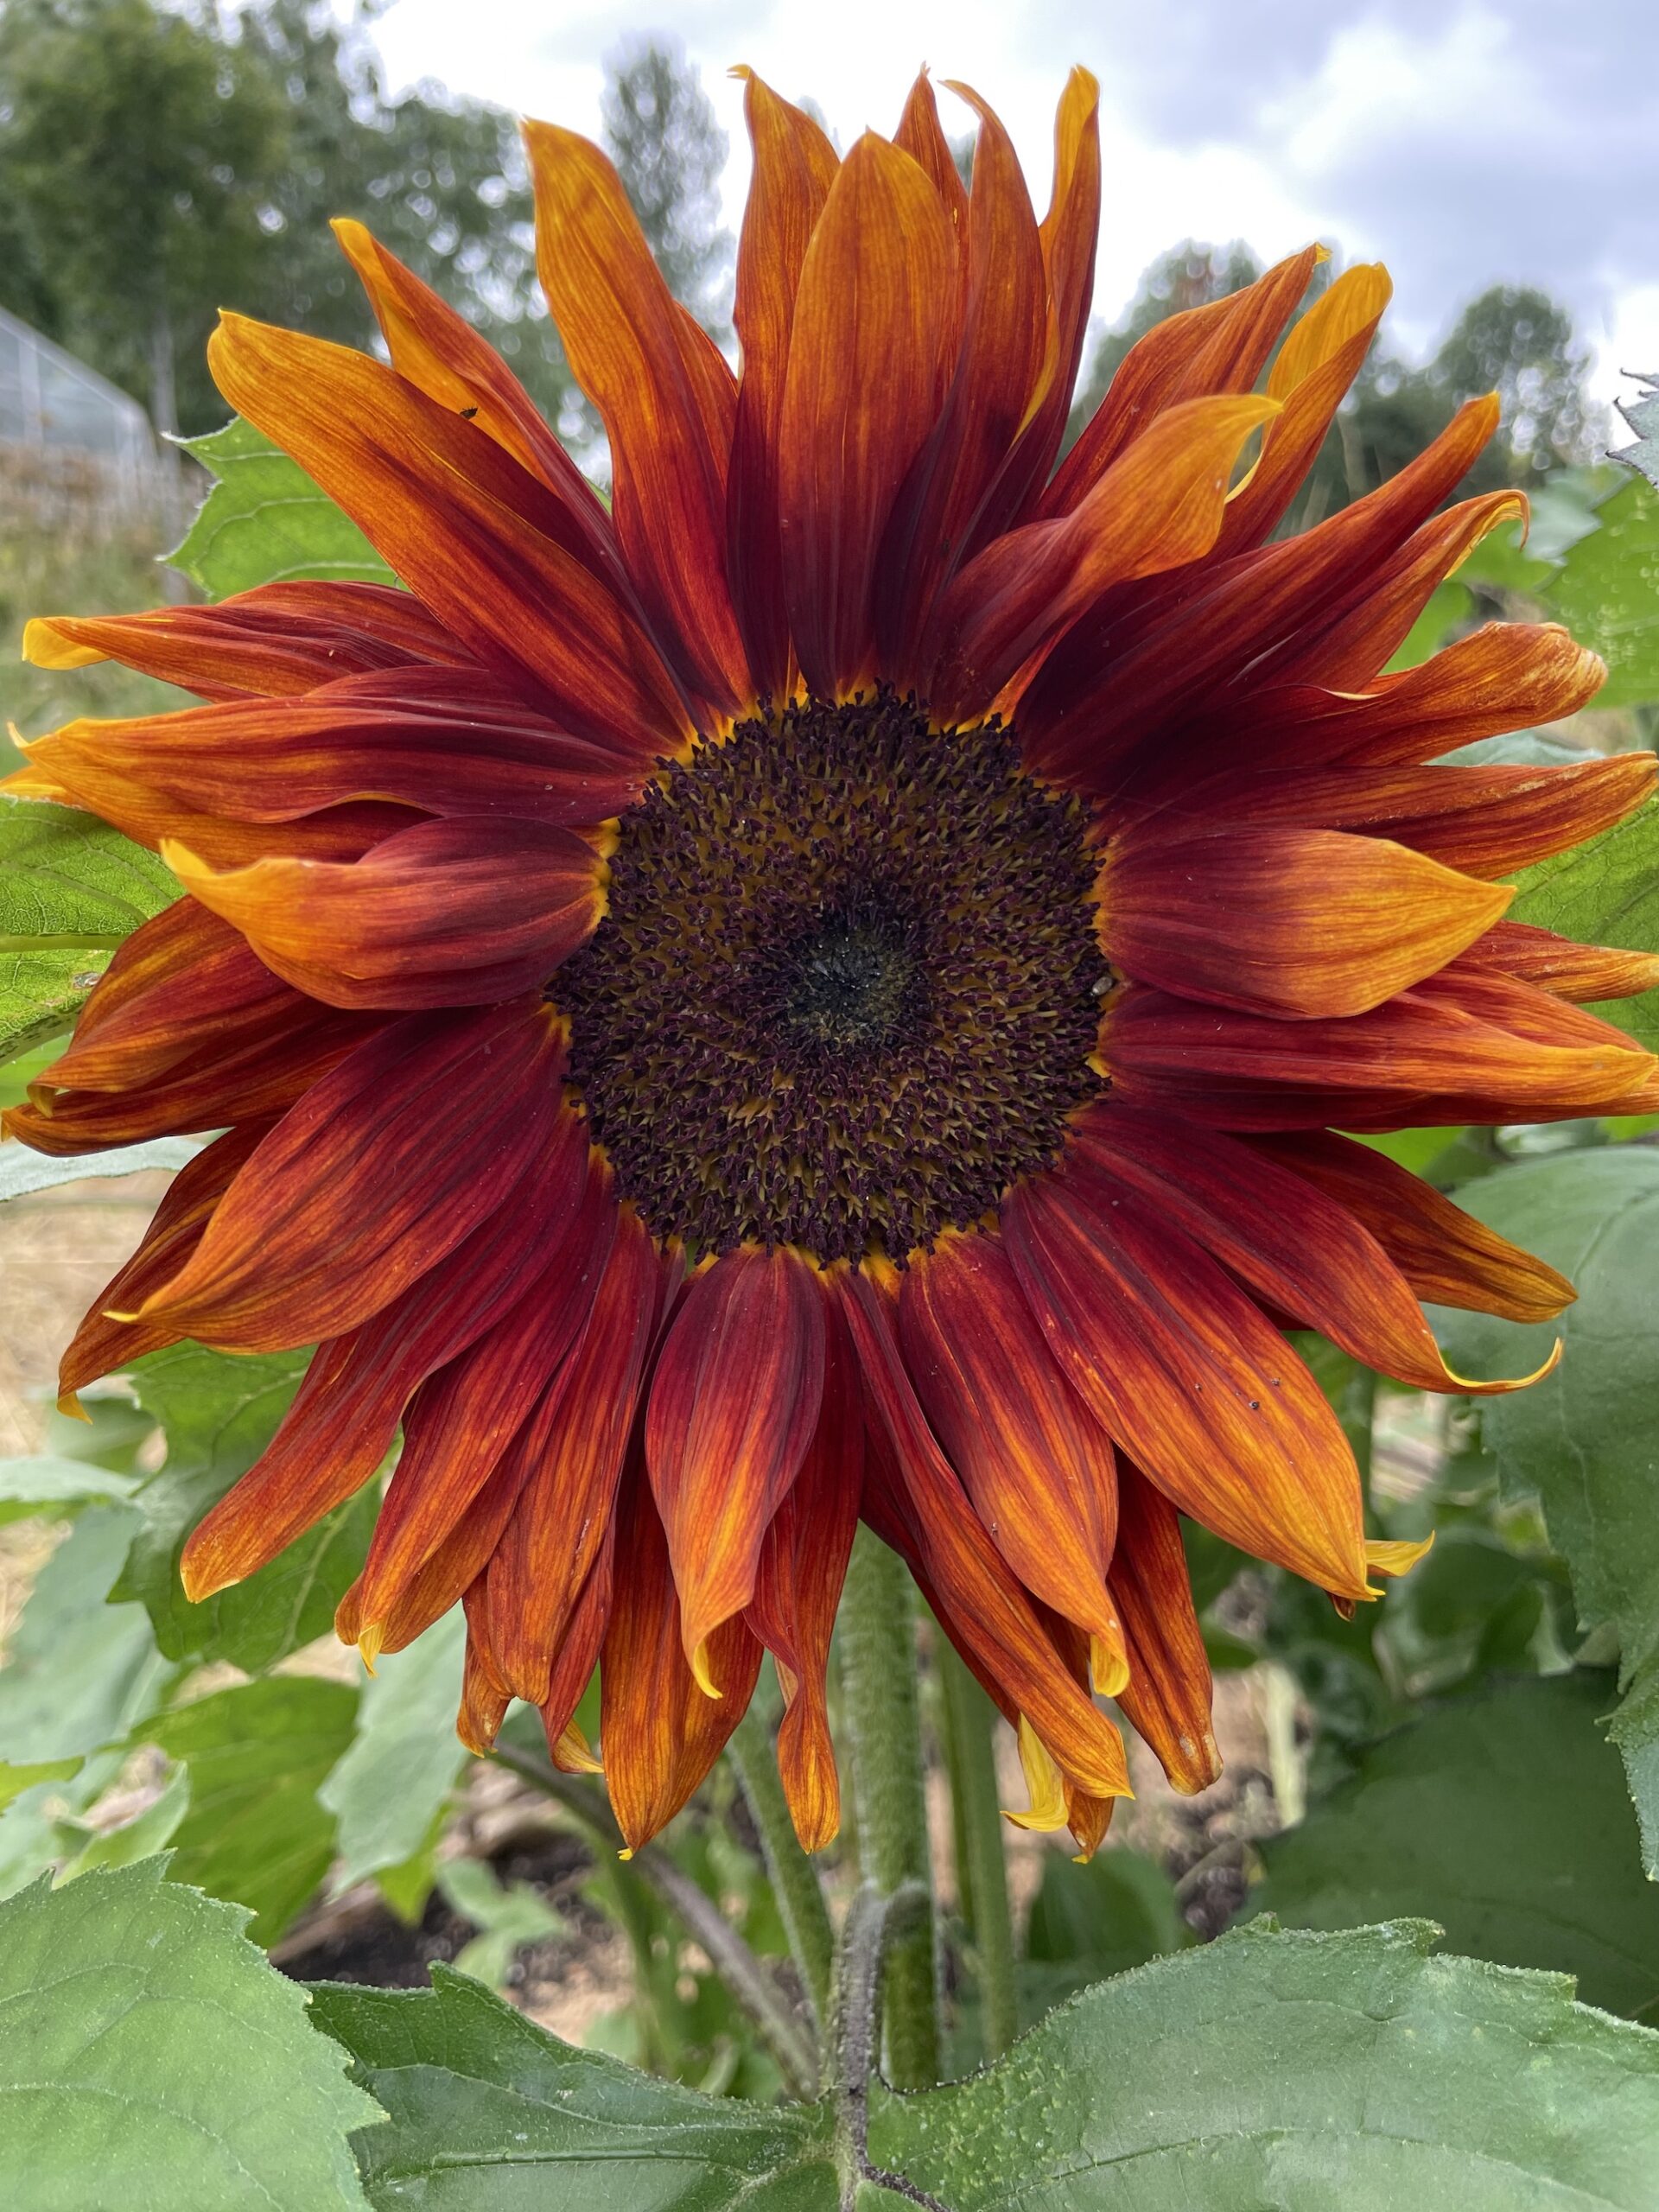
[0,0,285,438]
[601,35,732,338]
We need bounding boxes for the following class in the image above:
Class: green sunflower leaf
[0,1858,377,2209]
[114,1340,374,1673]
[318,1610,468,1895]
[1543,474,1659,708]
[170,417,395,598]
[135,1676,359,1946]
[309,1967,838,2211]
[1508,798,1659,1050]
[0,1506,172,1766]
[0,793,175,1064]
[1435,1147,1659,1872]
[870,1920,1659,2210]
[1251,1673,1659,2019]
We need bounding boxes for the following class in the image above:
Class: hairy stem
[938,1637,1019,2060]
[489,1742,818,2099]
[837,1528,940,2090]
[728,1704,836,2031]
[830,1883,950,2212]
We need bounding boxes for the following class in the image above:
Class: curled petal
[1002,1170,1370,1597]
[1110,1463,1219,1795]
[1248,1130,1574,1323]
[747,1295,863,1850]
[165,817,607,1011]
[646,1245,827,1693]
[899,1231,1124,1685]
[602,1463,763,1853]
[1071,1103,1555,1396]
[133,1001,564,1351]
[1100,825,1511,1017]
[840,1269,1132,1802]
[1461,919,1659,1003]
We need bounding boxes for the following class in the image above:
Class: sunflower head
[9,66,1658,1857]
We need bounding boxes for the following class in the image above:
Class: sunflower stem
[836,1527,940,2090]
[488,1742,818,2099]
[829,1882,949,2212]
[937,1635,1020,2060]
[728,1702,836,2032]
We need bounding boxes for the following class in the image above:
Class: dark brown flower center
[555,690,1106,1264]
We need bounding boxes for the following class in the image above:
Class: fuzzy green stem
[728,1703,836,2031]
[938,1636,1019,2059]
[836,1527,940,2089]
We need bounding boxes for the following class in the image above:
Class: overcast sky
[367,0,1659,410]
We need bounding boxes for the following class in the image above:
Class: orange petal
[645,1245,826,1694]
[840,1269,1132,1801]
[925,393,1279,723]
[728,69,839,702]
[134,1000,564,1352]
[1071,1103,1554,1397]
[332,216,620,575]
[601,1463,763,1853]
[1044,244,1323,518]
[20,581,468,701]
[899,1232,1123,1664]
[482,1206,664,1703]
[523,119,748,718]
[1213,264,1391,556]
[1023,393,1501,791]
[26,669,645,830]
[1249,1130,1574,1322]
[1103,979,1656,1131]
[57,1122,272,1403]
[207,313,693,759]
[1461,919,1659,1004]
[777,130,957,700]
[1002,1170,1370,1598]
[164,817,606,1011]
[1099,825,1512,1017]
[1110,1462,1220,1795]
[746,1293,863,1850]
[876,82,1048,682]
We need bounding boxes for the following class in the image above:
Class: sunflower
[9,68,1659,1859]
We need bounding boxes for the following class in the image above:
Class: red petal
[646,1246,826,1692]
[134,1000,564,1351]
[1110,1464,1219,1794]
[1002,1170,1369,1596]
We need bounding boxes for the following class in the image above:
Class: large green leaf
[1509,801,1659,1050]
[115,1340,374,1670]
[137,1675,359,1946]
[1437,1149,1659,1872]
[1544,475,1659,708]
[0,793,175,1062]
[1252,1674,1659,2019]
[310,1967,837,2210]
[318,1611,468,1892]
[872,1920,1659,2210]
[170,418,395,598]
[0,1858,376,2209]
[0,1506,171,1764]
